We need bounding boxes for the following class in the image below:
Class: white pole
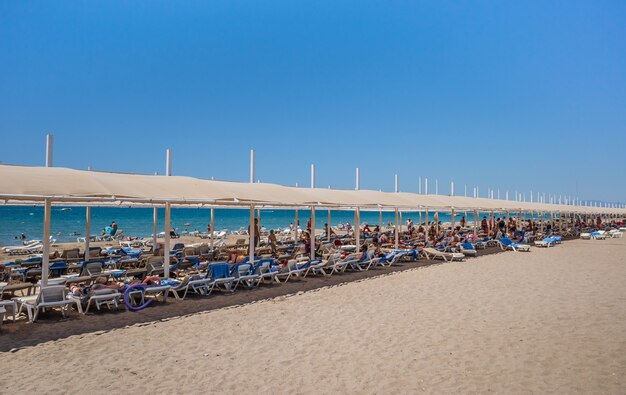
[464,184,467,197]
[356,167,360,190]
[355,208,360,253]
[310,206,316,260]
[85,206,91,261]
[164,203,171,278]
[46,134,54,167]
[450,181,455,196]
[395,174,399,193]
[249,206,255,263]
[419,176,422,194]
[435,179,438,195]
[311,164,315,188]
[327,209,331,242]
[425,178,429,194]
[84,166,91,261]
[379,208,383,229]
[153,207,158,251]
[294,209,299,242]
[210,207,215,250]
[394,208,399,249]
[250,149,255,183]
[164,148,172,278]
[42,198,51,286]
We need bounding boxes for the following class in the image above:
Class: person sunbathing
[0,263,11,282]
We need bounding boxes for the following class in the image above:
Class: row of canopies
[0,164,624,215]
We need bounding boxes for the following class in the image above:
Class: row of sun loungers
[7,225,608,325]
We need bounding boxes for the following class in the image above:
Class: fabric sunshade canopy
[0,164,623,214]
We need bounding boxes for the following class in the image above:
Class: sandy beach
[1,237,625,394]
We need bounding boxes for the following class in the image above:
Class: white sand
[1,238,625,394]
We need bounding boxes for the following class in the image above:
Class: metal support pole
[164,203,171,278]
[249,206,255,263]
[327,209,331,242]
[42,199,51,286]
[46,134,54,167]
[210,207,215,250]
[163,148,172,278]
[85,206,91,261]
[355,208,360,253]
[294,209,299,242]
[152,208,158,251]
[250,149,255,183]
[394,208,399,248]
[310,206,316,260]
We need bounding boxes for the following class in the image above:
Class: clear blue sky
[1,1,624,203]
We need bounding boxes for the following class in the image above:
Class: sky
[0,1,625,204]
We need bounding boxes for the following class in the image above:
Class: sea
[0,205,537,247]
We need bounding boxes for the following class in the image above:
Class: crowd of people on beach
[1,212,623,325]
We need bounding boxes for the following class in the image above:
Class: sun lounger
[534,236,558,247]
[231,263,260,289]
[378,251,403,267]
[608,230,623,238]
[167,275,213,300]
[15,285,83,322]
[274,260,306,282]
[82,288,122,313]
[498,238,531,252]
[2,241,44,255]
[304,253,340,277]
[422,247,466,261]
[459,243,478,257]
[247,259,277,285]
[590,231,607,240]
[207,262,235,292]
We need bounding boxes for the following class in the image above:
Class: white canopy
[0,164,623,214]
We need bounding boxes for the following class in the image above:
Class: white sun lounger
[422,248,465,262]
[15,285,82,322]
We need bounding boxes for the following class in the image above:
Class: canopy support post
[310,206,316,260]
[84,206,91,261]
[394,208,399,249]
[327,209,331,242]
[294,209,299,243]
[249,205,255,264]
[152,207,158,252]
[210,207,215,251]
[355,208,360,254]
[164,203,171,278]
[42,198,51,286]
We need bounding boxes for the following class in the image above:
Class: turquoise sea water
[0,206,538,247]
